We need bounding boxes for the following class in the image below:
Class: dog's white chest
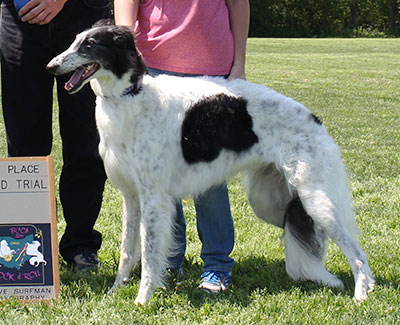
[95,97,183,193]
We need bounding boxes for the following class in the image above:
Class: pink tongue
[64,66,86,91]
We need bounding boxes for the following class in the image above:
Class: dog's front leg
[111,191,141,293]
[134,192,175,305]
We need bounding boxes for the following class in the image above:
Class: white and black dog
[47,23,374,305]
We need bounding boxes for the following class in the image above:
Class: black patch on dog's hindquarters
[181,94,259,164]
[284,197,321,258]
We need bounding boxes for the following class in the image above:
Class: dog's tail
[283,197,344,288]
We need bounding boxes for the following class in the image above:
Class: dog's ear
[101,25,146,80]
[92,18,114,28]
[111,27,136,52]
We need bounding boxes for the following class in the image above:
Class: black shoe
[69,252,100,271]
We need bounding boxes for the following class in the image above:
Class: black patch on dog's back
[181,94,259,164]
[311,113,322,125]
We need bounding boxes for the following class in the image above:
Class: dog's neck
[90,71,143,99]
[122,78,143,96]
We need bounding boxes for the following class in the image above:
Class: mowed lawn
[0,38,399,324]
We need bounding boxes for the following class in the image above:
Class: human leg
[195,184,234,292]
[195,184,234,273]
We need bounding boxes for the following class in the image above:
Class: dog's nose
[46,62,58,75]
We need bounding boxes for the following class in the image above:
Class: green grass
[1,38,399,324]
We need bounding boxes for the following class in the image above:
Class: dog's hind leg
[244,166,342,286]
[111,191,142,292]
[294,185,374,301]
[284,197,344,289]
[134,193,176,305]
[244,166,343,287]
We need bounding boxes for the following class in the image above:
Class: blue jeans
[147,67,234,273]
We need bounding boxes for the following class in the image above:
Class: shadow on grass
[59,259,119,297]
[175,257,359,307]
[59,256,378,306]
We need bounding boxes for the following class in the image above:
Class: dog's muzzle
[46,58,63,76]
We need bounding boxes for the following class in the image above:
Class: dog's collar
[122,84,142,96]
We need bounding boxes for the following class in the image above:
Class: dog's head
[47,22,146,95]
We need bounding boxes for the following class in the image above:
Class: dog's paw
[323,274,344,289]
[108,284,119,295]
[134,291,152,305]
[354,274,375,302]
[108,277,130,295]
[368,278,376,292]
[134,296,147,305]
[133,284,154,305]
[354,289,368,302]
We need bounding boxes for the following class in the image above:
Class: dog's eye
[82,38,96,49]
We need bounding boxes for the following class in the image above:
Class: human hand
[19,0,67,25]
[228,65,246,80]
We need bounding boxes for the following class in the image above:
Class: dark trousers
[0,0,110,262]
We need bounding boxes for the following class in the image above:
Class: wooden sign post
[0,156,59,301]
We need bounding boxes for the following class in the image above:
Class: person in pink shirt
[114,0,249,293]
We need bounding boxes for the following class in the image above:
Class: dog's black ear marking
[83,26,146,86]
[106,26,146,87]
[284,197,322,258]
[181,94,259,164]
[110,27,147,90]
[311,113,322,125]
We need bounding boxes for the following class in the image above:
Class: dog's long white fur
[47,25,374,305]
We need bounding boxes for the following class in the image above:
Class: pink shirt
[135,0,234,75]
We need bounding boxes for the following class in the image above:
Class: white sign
[0,157,59,301]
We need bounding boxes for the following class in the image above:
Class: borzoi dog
[47,24,374,305]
